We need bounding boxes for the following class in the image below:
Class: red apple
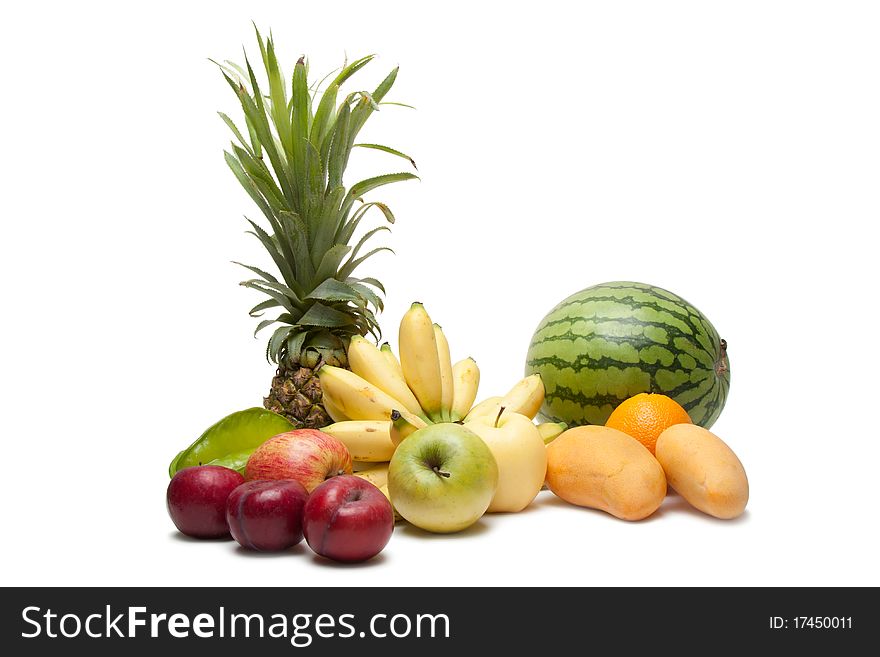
[226,480,309,551]
[303,475,394,563]
[167,465,244,538]
[245,429,352,492]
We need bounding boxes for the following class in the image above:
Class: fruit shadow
[307,552,389,569]
[233,543,310,559]
[169,531,235,544]
[395,519,491,540]
[653,494,752,525]
[530,493,751,525]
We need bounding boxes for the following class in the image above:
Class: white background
[2,0,878,586]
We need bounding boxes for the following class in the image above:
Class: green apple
[465,411,547,513]
[388,423,498,533]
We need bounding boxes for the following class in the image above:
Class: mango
[545,425,666,521]
[655,424,748,519]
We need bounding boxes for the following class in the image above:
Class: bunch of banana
[318,303,565,468]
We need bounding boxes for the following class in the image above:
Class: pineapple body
[264,365,329,429]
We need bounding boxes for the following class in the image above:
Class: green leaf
[355,277,386,294]
[372,67,399,104]
[296,302,356,328]
[341,172,419,219]
[277,210,314,284]
[225,151,275,222]
[311,83,338,151]
[354,143,417,169]
[348,280,384,312]
[240,56,296,205]
[240,280,300,314]
[285,330,309,361]
[264,36,292,156]
[311,244,351,288]
[336,201,395,247]
[346,68,398,147]
[232,145,286,210]
[307,278,362,303]
[233,261,279,284]
[249,298,280,317]
[218,112,253,155]
[303,140,325,229]
[312,186,346,263]
[330,54,375,88]
[291,56,310,150]
[245,219,297,290]
[339,246,394,279]
[327,101,351,191]
[268,325,294,361]
[242,278,304,308]
[254,317,280,336]
[349,226,390,264]
[379,101,416,109]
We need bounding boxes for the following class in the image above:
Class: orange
[605,393,692,455]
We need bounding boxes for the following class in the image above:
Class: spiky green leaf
[354,143,417,169]
[306,278,362,304]
[297,302,356,328]
[339,246,394,279]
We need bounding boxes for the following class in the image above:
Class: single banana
[500,374,544,419]
[354,462,390,488]
[399,302,443,419]
[318,365,411,421]
[322,420,396,462]
[537,421,567,445]
[348,335,424,417]
[450,357,480,422]
[463,395,503,422]
[323,395,350,422]
[379,483,404,523]
[433,324,454,421]
[380,342,404,378]
[352,460,376,473]
[389,409,428,446]
[472,375,545,421]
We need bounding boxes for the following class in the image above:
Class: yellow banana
[461,375,545,423]
[348,335,424,417]
[389,409,428,446]
[463,395,503,422]
[537,421,567,445]
[399,302,443,419]
[433,324,454,421]
[352,460,375,472]
[318,365,410,421]
[380,342,404,378]
[379,483,404,523]
[322,420,396,462]
[450,357,480,422]
[353,462,390,488]
[323,395,350,422]
[499,374,544,419]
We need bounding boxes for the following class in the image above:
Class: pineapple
[217,28,417,427]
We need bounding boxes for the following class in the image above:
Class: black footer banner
[2,587,868,654]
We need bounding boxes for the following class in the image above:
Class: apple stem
[432,465,451,478]
[494,406,506,429]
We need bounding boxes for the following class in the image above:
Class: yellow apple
[465,411,547,513]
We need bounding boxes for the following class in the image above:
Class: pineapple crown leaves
[216,25,418,368]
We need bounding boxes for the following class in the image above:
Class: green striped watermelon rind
[525,281,729,428]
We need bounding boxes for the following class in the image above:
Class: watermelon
[525,281,729,428]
